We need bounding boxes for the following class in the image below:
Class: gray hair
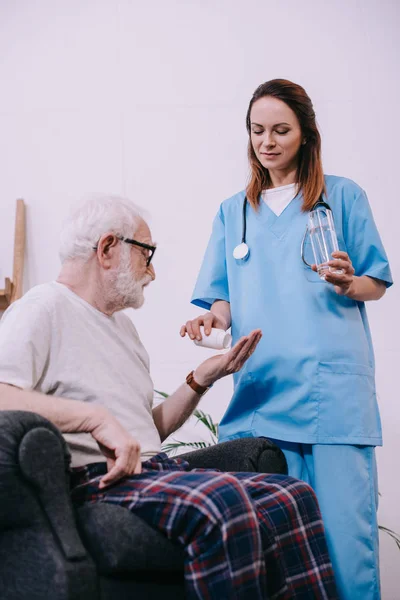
[59,195,145,263]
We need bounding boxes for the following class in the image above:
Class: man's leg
[71,457,266,600]
[232,471,339,599]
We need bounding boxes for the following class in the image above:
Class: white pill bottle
[193,327,232,350]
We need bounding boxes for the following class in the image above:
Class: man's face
[112,219,156,310]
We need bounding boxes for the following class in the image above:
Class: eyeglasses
[117,236,156,267]
[93,236,156,267]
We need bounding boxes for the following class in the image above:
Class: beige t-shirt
[0,282,162,467]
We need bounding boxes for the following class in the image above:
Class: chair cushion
[75,503,184,575]
[181,436,288,474]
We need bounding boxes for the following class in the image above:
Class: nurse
[181,79,392,600]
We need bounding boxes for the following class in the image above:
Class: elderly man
[0,196,337,599]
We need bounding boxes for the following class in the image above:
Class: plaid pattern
[71,453,338,600]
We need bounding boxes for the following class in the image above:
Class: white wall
[1,0,399,595]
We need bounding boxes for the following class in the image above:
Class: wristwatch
[186,370,212,396]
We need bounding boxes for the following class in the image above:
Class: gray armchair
[0,410,288,600]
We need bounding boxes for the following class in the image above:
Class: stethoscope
[232,195,333,267]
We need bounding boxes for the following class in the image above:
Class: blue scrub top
[191,175,393,446]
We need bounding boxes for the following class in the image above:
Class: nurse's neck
[268,166,297,189]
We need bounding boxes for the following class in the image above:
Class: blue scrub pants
[271,441,380,600]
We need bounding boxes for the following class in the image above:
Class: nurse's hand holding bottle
[180,299,232,342]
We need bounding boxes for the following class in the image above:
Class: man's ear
[96,233,120,267]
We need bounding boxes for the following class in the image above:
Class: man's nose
[148,263,156,281]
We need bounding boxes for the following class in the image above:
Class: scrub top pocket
[315,361,381,442]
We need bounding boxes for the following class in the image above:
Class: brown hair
[245,79,325,212]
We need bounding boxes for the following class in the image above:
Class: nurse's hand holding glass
[312,249,383,298]
[313,250,355,295]
[181,79,393,600]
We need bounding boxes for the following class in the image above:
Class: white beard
[110,246,150,310]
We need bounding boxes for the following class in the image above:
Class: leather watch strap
[185,370,211,396]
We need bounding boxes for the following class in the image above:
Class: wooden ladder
[0,199,26,310]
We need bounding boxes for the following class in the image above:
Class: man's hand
[89,411,142,489]
[0,384,142,489]
[193,329,262,388]
[152,329,261,442]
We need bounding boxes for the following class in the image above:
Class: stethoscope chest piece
[233,242,250,261]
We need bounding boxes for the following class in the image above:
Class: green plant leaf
[154,390,219,453]
[154,389,169,398]
[153,392,219,440]
[162,440,211,456]
[193,409,219,437]
[379,525,400,551]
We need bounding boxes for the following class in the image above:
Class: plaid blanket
[71,453,338,599]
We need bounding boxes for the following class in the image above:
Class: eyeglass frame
[118,236,156,267]
[93,235,156,267]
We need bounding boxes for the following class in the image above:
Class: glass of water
[308,206,343,280]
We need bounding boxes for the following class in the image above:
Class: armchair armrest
[179,436,288,474]
[0,410,97,600]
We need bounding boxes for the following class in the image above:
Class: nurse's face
[250,96,304,174]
